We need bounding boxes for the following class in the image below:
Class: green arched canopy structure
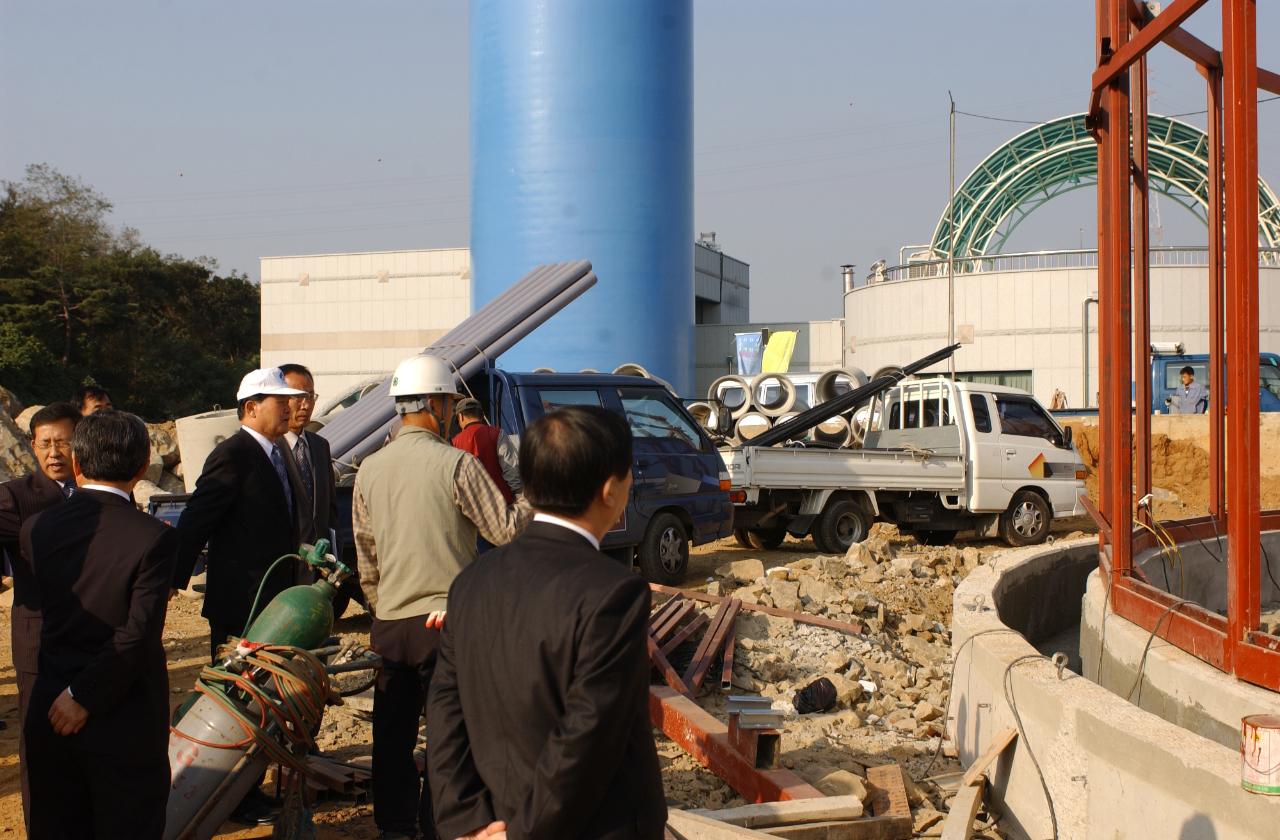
[930,113,1280,258]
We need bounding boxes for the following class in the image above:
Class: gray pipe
[1082,294,1098,409]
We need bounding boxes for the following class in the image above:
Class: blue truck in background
[1052,352,1280,416]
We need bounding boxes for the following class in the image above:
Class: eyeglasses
[289,392,318,404]
[33,440,72,453]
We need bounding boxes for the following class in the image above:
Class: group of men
[3,355,666,840]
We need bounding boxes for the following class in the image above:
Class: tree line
[0,164,259,420]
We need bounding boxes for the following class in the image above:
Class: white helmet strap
[394,396,429,416]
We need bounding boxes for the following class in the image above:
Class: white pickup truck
[722,377,1087,552]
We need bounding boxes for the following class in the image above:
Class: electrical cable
[956,94,1279,127]
[1002,654,1060,840]
[1124,598,1191,707]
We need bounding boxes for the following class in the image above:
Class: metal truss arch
[930,113,1280,258]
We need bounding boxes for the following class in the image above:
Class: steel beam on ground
[661,612,711,658]
[1223,0,1261,674]
[649,687,824,804]
[654,601,698,645]
[1207,67,1226,519]
[721,627,737,692]
[685,599,741,693]
[649,584,864,636]
[1132,51,1152,519]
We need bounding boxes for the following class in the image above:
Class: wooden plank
[685,599,741,691]
[650,584,863,635]
[864,765,910,820]
[649,636,693,697]
[762,818,911,840]
[939,776,985,840]
[959,726,1017,788]
[689,796,863,828]
[661,611,710,657]
[667,809,782,839]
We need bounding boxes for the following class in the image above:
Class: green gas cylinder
[243,578,339,651]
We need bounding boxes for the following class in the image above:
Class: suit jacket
[279,430,339,551]
[175,429,299,631]
[0,471,68,676]
[21,489,178,756]
[426,521,666,840]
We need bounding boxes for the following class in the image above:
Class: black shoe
[229,796,280,826]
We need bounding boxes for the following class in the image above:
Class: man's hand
[457,821,506,840]
[425,610,446,630]
[48,688,89,736]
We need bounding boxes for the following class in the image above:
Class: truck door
[993,394,1080,515]
[964,392,1005,512]
[612,386,725,544]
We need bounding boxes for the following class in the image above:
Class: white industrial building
[843,249,1280,408]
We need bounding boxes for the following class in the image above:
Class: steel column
[1132,52,1152,519]
[1222,0,1260,671]
[1206,67,1226,519]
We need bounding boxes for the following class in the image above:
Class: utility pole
[947,92,956,379]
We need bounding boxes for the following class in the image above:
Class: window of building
[957,370,1033,394]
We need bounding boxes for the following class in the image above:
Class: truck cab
[465,369,733,583]
[1151,352,1280,413]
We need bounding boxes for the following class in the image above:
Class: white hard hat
[389,355,460,399]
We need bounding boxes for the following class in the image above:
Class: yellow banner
[761,331,797,373]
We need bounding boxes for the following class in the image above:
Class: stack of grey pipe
[695,367,870,448]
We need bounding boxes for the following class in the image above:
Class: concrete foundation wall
[951,538,1280,840]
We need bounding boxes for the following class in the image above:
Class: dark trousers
[209,620,234,663]
[24,692,169,839]
[16,668,34,832]
[372,615,441,837]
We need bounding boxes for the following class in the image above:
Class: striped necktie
[293,437,314,505]
[270,446,293,515]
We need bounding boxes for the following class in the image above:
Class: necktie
[62,482,75,499]
[270,446,293,515]
[293,437,314,506]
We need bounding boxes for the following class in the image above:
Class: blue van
[471,369,734,582]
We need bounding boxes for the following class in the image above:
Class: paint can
[1241,714,1280,795]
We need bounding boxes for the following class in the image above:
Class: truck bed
[722,444,966,493]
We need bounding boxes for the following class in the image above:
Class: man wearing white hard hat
[353,354,529,840]
[172,367,307,826]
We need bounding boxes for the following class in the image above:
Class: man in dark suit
[0,401,81,828]
[278,363,339,554]
[173,367,305,826]
[427,406,666,840]
[21,410,178,839]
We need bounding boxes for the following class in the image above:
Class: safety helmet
[389,355,460,399]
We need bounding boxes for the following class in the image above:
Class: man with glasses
[278,364,339,559]
[172,367,306,826]
[0,401,82,829]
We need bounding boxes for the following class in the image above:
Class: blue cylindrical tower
[470,0,694,393]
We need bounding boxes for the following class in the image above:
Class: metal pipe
[1081,294,1098,408]
[1132,50,1153,518]
[947,92,957,379]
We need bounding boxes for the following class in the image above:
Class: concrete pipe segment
[750,372,798,417]
[816,367,869,403]
[773,412,812,443]
[612,362,676,394]
[708,375,752,420]
[813,414,852,447]
[735,412,773,442]
[686,400,720,432]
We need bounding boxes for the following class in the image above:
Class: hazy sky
[2,1,1277,321]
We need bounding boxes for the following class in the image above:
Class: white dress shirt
[80,483,131,501]
[241,425,278,460]
[532,512,601,550]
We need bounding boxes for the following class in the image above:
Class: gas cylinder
[243,577,340,651]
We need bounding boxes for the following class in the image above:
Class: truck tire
[1001,490,1051,546]
[813,499,868,554]
[913,529,957,547]
[747,527,787,550]
[639,513,690,585]
[734,528,753,548]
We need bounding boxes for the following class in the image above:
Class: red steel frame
[1090,0,1280,690]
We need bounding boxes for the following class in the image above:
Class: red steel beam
[1095,0,1112,534]
[1112,578,1228,669]
[659,611,709,658]
[648,686,824,803]
[1222,0,1261,673]
[1206,67,1226,519]
[1132,51,1153,521]
[1093,0,1209,91]
[684,598,740,693]
[1262,67,1280,96]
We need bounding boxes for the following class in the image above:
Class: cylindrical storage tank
[735,412,773,442]
[813,415,852,447]
[816,368,869,403]
[471,0,694,393]
[751,373,797,417]
[709,375,752,420]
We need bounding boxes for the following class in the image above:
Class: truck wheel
[813,500,868,554]
[734,528,753,548]
[747,527,787,550]
[1001,490,1051,546]
[913,530,957,547]
[639,513,690,585]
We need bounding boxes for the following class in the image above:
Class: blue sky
[2,0,1276,321]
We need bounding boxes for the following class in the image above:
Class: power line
[956,94,1279,127]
